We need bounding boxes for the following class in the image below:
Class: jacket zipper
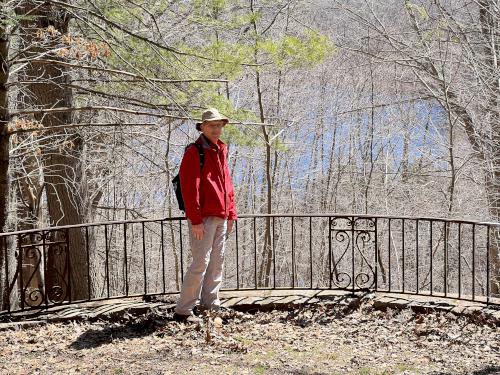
[219,148,227,216]
[213,146,228,217]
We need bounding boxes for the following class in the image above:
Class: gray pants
[175,216,227,315]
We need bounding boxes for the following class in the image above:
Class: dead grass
[0,302,499,375]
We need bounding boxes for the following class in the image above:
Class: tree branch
[12,58,229,84]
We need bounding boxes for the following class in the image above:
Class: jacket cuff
[187,212,203,225]
[227,212,237,221]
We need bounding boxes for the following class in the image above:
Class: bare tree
[0,0,11,309]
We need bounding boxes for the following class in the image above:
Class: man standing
[174,108,237,322]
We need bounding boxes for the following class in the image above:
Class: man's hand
[191,223,205,240]
[227,219,234,235]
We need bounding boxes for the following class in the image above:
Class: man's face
[201,120,225,143]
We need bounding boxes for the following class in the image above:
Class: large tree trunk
[13,32,46,307]
[0,0,11,310]
[16,0,89,301]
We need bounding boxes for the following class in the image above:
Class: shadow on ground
[430,366,500,375]
[69,317,168,350]
[470,366,500,375]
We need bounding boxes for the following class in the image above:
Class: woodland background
[1,0,499,304]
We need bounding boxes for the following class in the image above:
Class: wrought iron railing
[1,214,499,315]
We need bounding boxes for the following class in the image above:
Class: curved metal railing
[1,213,499,315]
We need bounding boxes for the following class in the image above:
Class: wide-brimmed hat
[196,108,229,131]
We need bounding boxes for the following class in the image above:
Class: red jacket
[179,134,237,225]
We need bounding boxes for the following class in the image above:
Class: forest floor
[0,297,499,375]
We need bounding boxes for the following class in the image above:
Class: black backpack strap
[185,142,205,169]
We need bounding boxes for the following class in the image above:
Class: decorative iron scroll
[16,229,69,307]
[329,217,376,289]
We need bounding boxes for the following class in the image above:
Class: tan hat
[196,108,229,131]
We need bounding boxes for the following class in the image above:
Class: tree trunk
[249,0,273,287]
[16,0,89,301]
[0,1,11,309]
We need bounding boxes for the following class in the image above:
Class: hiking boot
[172,313,202,324]
[193,305,208,316]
